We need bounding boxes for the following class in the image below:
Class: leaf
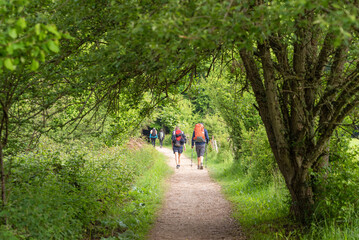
[4,58,16,71]
[6,44,14,55]
[47,40,60,53]
[46,24,61,38]
[16,17,27,29]
[30,59,39,71]
[8,28,17,39]
[39,50,46,62]
[35,23,41,35]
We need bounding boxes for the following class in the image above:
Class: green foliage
[114,150,172,240]
[202,114,230,150]
[152,95,197,135]
[207,149,290,239]
[301,218,359,240]
[312,135,359,221]
[207,73,262,159]
[1,138,169,239]
[238,124,277,187]
[0,0,64,72]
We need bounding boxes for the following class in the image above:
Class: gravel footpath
[147,146,246,240]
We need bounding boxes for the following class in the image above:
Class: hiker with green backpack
[191,123,209,170]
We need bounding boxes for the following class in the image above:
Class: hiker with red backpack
[149,128,158,147]
[191,123,209,170]
[171,126,187,169]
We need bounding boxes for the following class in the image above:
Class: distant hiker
[150,128,158,147]
[159,129,165,148]
[191,123,209,169]
[172,126,186,169]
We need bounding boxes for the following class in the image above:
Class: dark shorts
[173,146,183,154]
[195,144,205,157]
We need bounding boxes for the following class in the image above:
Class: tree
[0,0,63,206]
[0,0,208,207]
[152,0,359,222]
[238,1,359,222]
[226,1,359,222]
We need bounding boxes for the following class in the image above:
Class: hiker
[191,123,209,169]
[149,128,158,147]
[172,126,186,169]
[159,129,165,148]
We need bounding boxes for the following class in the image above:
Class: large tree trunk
[238,27,359,222]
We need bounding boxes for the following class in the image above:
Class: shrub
[313,135,359,222]
[1,138,161,239]
[237,124,277,187]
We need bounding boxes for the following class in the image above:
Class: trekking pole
[191,147,193,167]
[205,144,207,168]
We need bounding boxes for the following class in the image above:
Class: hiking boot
[176,165,180,169]
[200,165,203,170]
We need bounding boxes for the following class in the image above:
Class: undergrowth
[205,150,292,239]
[0,138,171,240]
[204,137,359,240]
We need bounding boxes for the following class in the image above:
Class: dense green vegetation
[1,137,171,239]
[1,0,359,239]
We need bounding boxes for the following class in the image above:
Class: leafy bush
[1,138,167,239]
[207,147,290,239]
[313,135,359,221]
[237,124,277,187]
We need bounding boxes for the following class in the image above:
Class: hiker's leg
[198,145,205,169]
[178,153,181,165]
[195,145,200,168]
[174,152,179,166]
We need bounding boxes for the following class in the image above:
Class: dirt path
[147,146,246,240]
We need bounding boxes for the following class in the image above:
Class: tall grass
[299,137,359,240]
[114,147,172,240]
[203,136,359,239]
[0,138,171,240]
[206,150,291,239]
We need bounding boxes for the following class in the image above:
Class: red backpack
[193,123,205,142]
[173,129,183,147]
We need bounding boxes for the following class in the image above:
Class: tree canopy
[1,0,358,224]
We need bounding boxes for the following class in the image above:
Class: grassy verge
[199,136,359,240]
[181,145,292,239]
[0,139,172,240]
[115,146,172,239]
[206,154,293,239]
[299,138,359,240]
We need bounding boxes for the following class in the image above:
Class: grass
[0,139,173,240]
[206,156,293,239]
[300,220,359,240]
[103,145,173,240]
[298,138,359,240]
